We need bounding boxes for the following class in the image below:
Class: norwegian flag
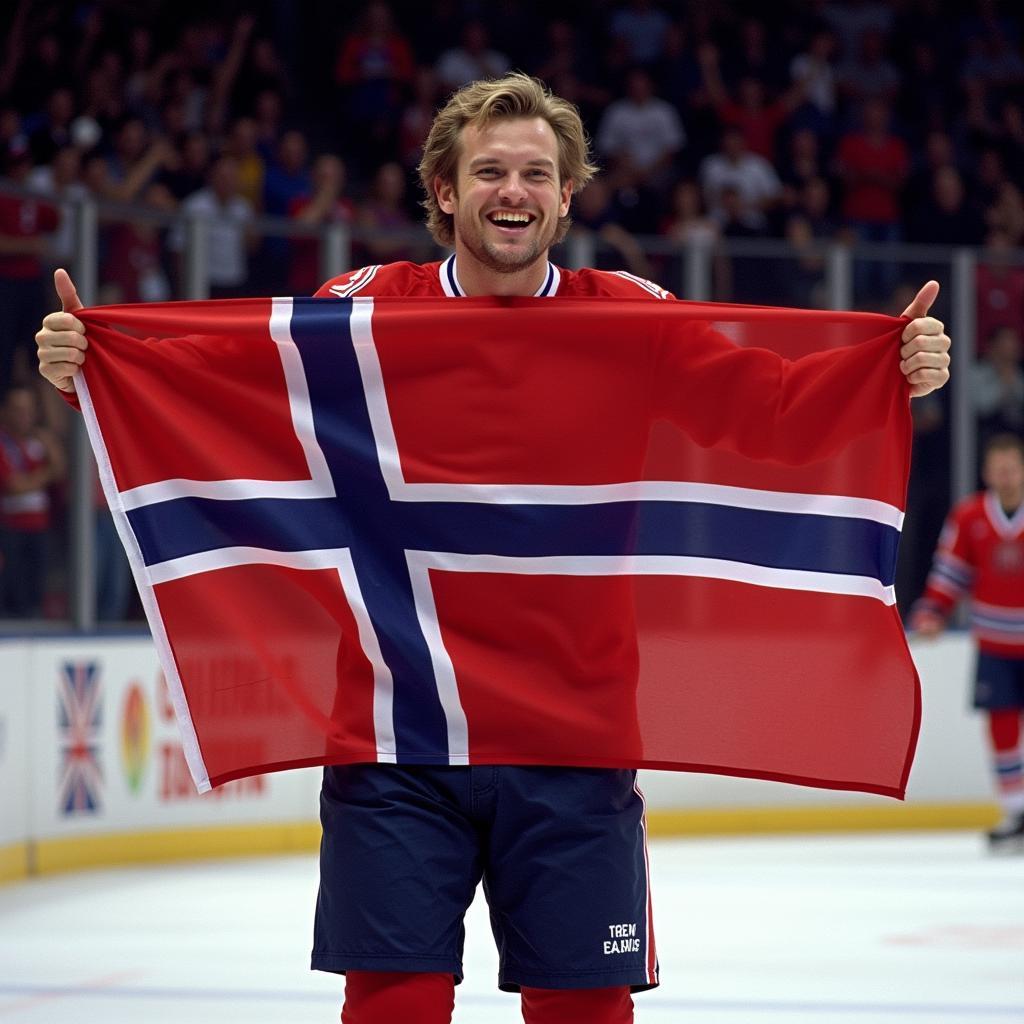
[76,296,920,796]
[58,661,103,814]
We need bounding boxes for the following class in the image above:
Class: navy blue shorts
[311,764,659,992]
[974,652,1024,709]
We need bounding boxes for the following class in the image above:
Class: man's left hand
[899,281,951,398]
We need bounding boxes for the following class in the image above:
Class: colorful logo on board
[121,681,150,794]
[58,662,103,815]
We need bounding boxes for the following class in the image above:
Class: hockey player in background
[912,433,1024,851]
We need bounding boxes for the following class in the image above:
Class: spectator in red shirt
[334,1,414,169]
[977,229,1024,351]
[698,43,804,163]
[288,154,354,295]
[835,99,909,299]
[0,137,59,385]
[0,385,64,617]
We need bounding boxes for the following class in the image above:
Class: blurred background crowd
[1,0,1022,625]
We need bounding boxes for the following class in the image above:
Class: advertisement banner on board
[27,638,321,840]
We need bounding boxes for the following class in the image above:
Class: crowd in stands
[1,0,1023,620]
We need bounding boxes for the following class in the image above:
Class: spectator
[123,25,156,119]
[899,41,954,135]
[698,42,803,164]
[0,385,64,618]
[699,125,781,231]
[985,181,1024,244]
[105,117,176,203]
[659,178,724,296]
[722,17,788,91]
[656,23,705,148]
[354,161,416,265]
[607,0,672,67]
[794,176,837,239]
[252,89,285,159]
[906,130,957,206]
[597,68,684,191]
[790,29,838,122]
[28,88,75,166]
[225,117,266,211]
[399,68,440,172]
[837,28,902,106]
[0,138,58,386]
[206,15,259,139]
[961,31,1024,93]
[158,130,211,202]
[335,0,415,164]
[660,179,719,247]
[169,155,256,298]
[779,128,828,208]
[26,146,88,267]
[572,175,655,278]
[288,155,354,294]
[977,230,1024,348]
[823,1,894,65]
[263,129,311,217]
[102,183,174,304]
[534,20,609,123]
[973,326,1024,441]
[976,147,1009,208]
[907,166,985,245]
[835,99,909,248]
[436,21,510,93]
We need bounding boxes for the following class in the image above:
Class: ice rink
[1,832,1022,1024]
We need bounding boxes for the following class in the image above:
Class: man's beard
[459,215,558,274]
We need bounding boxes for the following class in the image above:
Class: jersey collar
[439,254,560,298]
[984,490,1024,538]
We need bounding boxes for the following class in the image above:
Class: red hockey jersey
[916,491,1024,657]
[315,255,674,300]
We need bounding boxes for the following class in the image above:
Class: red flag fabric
[76,296,919,797]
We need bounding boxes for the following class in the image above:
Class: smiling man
[36,73,951,1024]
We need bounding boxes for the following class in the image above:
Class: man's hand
[35,268,86,394]
[909,609,945,638]
[900,281,950,398]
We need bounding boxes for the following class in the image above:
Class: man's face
[983,449,1024,502]
[436,117,572,275]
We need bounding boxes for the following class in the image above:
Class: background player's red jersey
[915,492,1024,657]
[315,255,674,300]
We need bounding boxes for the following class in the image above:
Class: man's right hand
[35,268,86,394]
[909,610,945,638]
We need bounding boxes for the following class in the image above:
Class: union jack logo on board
[58,662,103,815]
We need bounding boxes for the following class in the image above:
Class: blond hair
[418,73,598,246]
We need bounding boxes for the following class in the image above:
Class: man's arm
[909,504,973,637]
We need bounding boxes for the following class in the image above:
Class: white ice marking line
[117,298,334,510]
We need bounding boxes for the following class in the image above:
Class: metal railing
[2,183,1017,629]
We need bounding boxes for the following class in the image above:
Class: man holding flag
[36,74,949,1024]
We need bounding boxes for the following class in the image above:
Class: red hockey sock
[988,709,1024,812]
[520,985,634,1024]
[340,971,455,1024]
[989,709,1022,752]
